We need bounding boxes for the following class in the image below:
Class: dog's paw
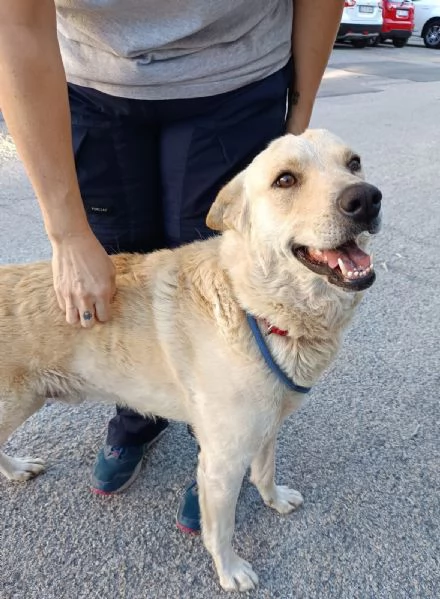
[265,485,303,514]
[218,554,259,592]
[6,456,45,481]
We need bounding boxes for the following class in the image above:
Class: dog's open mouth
[292,240,375,291]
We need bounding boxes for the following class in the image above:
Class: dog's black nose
[337,183,382,223]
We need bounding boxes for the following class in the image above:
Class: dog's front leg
[0,394,45,481]
[197,451,258,592]
[250,433,303,514]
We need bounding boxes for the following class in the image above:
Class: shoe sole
[90,426,168,496]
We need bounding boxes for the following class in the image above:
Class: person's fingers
[55,288,66,313]
[94,297,111,323]
[65,301,80,325]
[51,232,116,327]
[78,303,96,328]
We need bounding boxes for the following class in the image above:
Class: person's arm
[0,0,115,327]
[287,0,345,135]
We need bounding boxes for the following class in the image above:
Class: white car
[337,0,383,48]
[412,0,440,48]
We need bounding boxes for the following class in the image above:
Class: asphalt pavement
[0,42,439,599]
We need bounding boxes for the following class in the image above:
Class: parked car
[373,0,414,46]
[337,0,383,48]
[412,0,440,48]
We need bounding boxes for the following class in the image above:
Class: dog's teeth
[347,270,353,278]
[354,271,359,277]
[337,258,349,277]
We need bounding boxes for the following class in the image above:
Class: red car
[374,0,414,47]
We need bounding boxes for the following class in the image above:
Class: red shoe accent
[176,521,200,536]
[90,487,114,496]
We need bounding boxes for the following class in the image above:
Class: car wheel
[392,38,407,48]
[351,39,367,48]
[423,19,440,49]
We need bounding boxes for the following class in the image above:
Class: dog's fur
[0,130,380,592]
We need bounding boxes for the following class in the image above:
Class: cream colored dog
[0,130,381,592]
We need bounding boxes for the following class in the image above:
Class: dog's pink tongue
[323,242,371,270]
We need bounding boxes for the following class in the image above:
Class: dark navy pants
[69,61,291,446]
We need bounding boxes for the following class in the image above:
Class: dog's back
[0,237,237,422]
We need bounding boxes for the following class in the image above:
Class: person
[0,0,344,533]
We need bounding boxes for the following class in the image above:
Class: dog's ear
[206,172,247,232]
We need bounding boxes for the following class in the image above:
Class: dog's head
[207,129,381,292]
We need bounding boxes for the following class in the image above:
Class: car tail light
[344,0,356,7]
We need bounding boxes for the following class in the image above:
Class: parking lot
[1,42,439,599]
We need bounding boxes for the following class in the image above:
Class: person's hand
[286,109,310,136]
[286,95,314,136]
[51,231,116,328]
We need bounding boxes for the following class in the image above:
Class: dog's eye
[347,156,361,173]
[275,172,297,188]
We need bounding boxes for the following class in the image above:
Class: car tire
[392,38,407,48]
[423,19,440,49]
[351,39,367,48]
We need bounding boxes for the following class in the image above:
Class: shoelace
[109,446,124,459]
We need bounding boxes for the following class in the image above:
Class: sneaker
[176,480,201,535]
[91,421,168,495]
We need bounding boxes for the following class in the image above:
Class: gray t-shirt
[56,0,292,99]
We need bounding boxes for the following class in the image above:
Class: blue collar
[246,313,311,394]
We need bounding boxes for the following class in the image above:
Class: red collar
[262,319,289,337]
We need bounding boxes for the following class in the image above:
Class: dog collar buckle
[264,320,288,337]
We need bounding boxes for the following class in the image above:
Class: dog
[0,130,381,592]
